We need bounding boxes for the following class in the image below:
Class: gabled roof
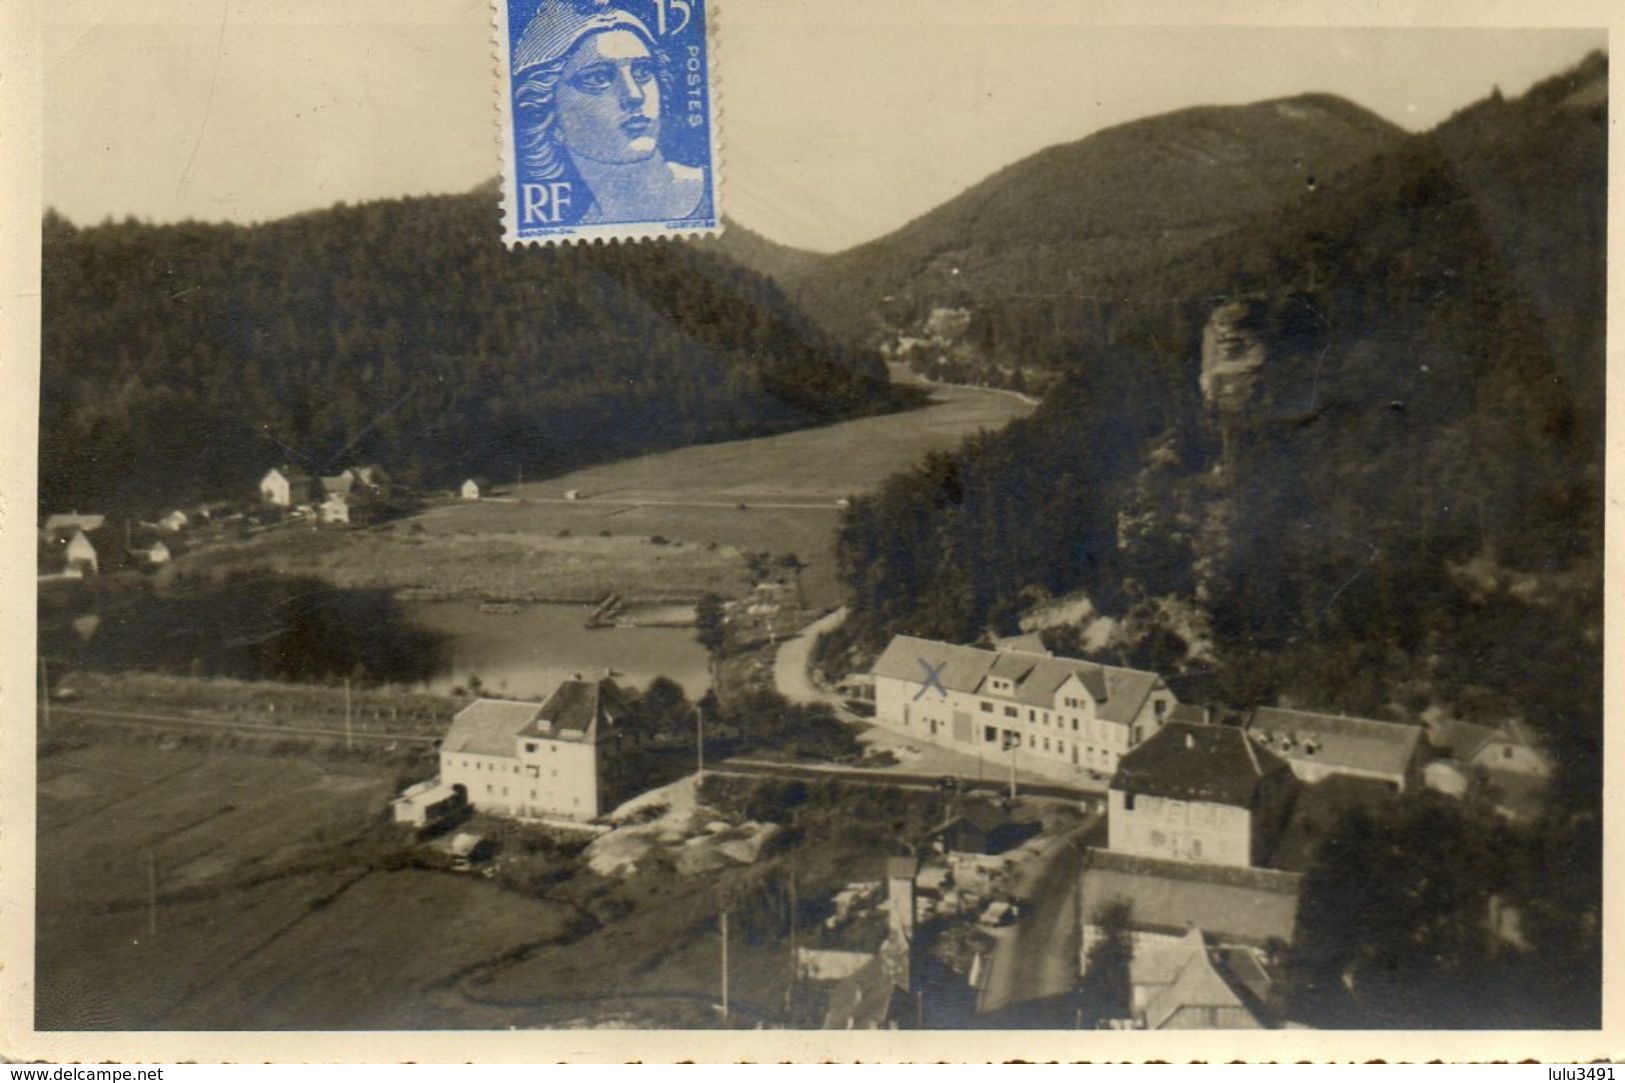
[873,636,997,695]
[871,634,1161,722]
[1248,707,1423,779]
[519,678,627,742]
[443,698,543,757]
[262,465,312,483]
[992,633,1049,655]
[1081,848,1301,947]
[1144,936,1259,1029]
[44,513,105,534]
[1112,722,1291,807]
[822,953,910,1030]
[321,474,355,497]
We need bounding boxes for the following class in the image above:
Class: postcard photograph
[8,0,1613,1056]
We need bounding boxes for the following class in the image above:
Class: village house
[870,634,1179,785]
[1108,721,1296,869]
[319,495,352,525]
[63,530,100,575]
[926,802,1040,859]
[259,466,315,508]
[821,855,920,1029]
[1423,716,1553,820]
[437,678,629,822]
[460,477,488,501]
[128,538,172,568]
[157,509,189,532]
[1246,707,1425,792]
[1126,927,1273,1029]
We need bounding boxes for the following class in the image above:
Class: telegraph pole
[719,909,730,1020]
[696,704,705,778]
[344,677,354,751]
[786,869,799,1017]
[1008,737,1019,803]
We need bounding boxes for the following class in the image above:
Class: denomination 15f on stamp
[496,0,720,245]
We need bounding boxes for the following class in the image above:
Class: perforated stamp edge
[489,0,725,247]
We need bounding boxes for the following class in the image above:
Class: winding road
[977,816,1101,1025]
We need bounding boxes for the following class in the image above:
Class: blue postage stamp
[496,0,720,244]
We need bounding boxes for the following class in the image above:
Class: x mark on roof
[914,658,948,700]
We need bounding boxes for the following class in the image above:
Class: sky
[41,0,1607,252]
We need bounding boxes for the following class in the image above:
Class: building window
[525,742,536,753]
[1072,719,1079,732]
[1028,734,1036,747]
[1124,792,1135,811]
[1004,706,1018,718]
[1043,738,1050,751]
[1029,710,1036,722]
[1058,740,1065,753]
[1155,699,1167,719]
[984,726,998,743]
[980,702,993,713]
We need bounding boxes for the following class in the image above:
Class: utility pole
[696,704,705,779]
[1008,736,1019,803]
[719,909,730,1021]
[344,677,354,751]
[786,869,798,1017]
[38,656,50,730]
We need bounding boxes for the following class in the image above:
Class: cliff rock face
[1199,299,1268,408]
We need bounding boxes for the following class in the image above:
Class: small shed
[392,780,465,828]
[460,478,486,501]
[929,804,1039,857]
[157,510,189,532]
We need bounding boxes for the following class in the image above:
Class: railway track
[44,704,439,746]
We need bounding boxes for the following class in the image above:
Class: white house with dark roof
[1108,721,1296,869]
[1246,707,1425,792]
[870,634,1177,784]
[259,466,314,507]
[438,679,628,821]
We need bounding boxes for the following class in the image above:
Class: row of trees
[41,190,895,517]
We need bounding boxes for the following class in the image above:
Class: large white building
[1246,707,1425,792]
[870,634,1178,785]
[438,679,628,822]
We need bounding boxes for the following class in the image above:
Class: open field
[36,742,582,1030]
[172,378,1032,609]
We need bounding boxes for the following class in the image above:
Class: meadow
[171,378,1032,611]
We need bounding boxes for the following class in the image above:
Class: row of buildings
[869,632,1547,805]
[867,631,1555,1029]
[259,463,392,525]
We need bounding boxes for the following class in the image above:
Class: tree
[1076,901,1133,1027]
[695,593,727,657]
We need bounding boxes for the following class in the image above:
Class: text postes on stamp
[497,0,719,245]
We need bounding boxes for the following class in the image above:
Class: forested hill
[40,190,893,515]
[768,92,1406,352]
[823,54,1606,787]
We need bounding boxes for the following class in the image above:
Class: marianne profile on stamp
[503,0,717,239]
